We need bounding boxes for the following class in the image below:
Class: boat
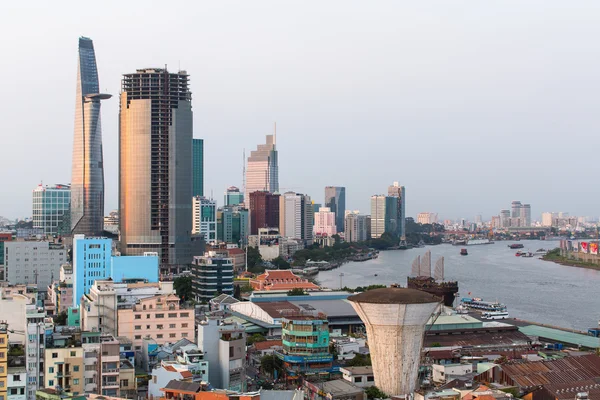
[460,248,468,256]
[461,297,507,312]
[521,252,534,258]
[465,238,493,246]
[374,274,378,277]
[515,250,525,256]
[406,251,459,307]
[508,243,524,249]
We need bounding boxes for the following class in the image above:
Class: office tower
[500,209,511,227]
[191,253,234,302]
[71,37,111,236]
[279,192,313,243]
[192,196,217,243]
[32,184,71,236]
[249,191,280,235]
[388,182,406,239]
[312,203,322,214]
[192,139,204,197]
[345,213,369,242]
[511,201,522,218]
[5,241,67,290]
[370,195,397,239]
[245,134,278,202]
[217,206,248,244]
[324,186,345,233]
[313,207,337,237]
[225,186,244,206]
[119,68,193,274]
[522,204,531,227]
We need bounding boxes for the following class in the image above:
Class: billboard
[591,242,599,255]
[580,242,589,253]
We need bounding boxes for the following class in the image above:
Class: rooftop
[340,366,374,375]
[348,287,441,304]
[253,340,282,351]
[320,379,365,395]
[519,324,600,349]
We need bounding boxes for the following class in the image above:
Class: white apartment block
[5,241,67,290]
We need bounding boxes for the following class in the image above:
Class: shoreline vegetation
[542,248,600,271]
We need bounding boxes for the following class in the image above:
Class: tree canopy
[173,276,193,301]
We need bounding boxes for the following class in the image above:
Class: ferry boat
[461,297,507,312]
[460,248,468,256]
[407,251,459,307]
[465,238,493,246]
[508,243,524,249]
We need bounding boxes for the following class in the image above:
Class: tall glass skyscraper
[324,186,346,233]
[388,182,406,240]
[192,139,204,197]
[32,184,71,236]
[245,135,278,202]
[71,37,111,236]
[119,68,193,275]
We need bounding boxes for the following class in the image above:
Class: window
[135,326,141,330]
[48,380,54,387]
[121,379,129,388]
[73,366,79,372]
[52,352,58,359]
[85,365,95,371]
[229,347,234,358]
[168,313,177,318]
[146,325,151,330]
[169,324,176,329]
[10,389,17,395]
[156,314,164,319]
[49,367,54,373]
[180,313,189,318]
[13,374,20,381]
[134,335,141,340]
[0,352,4,359]
[354,377,362,383]
[146,314,150,319]
[85,378,94,384]
[181,323,188,328]
[134,315,141,320]
[169,333,176,338]
[367,376,374,382]
[156,334,163,339]
[0,338,4,344]
[156,325,163,330]
[73,379,79,385]
[70,351,76,357]
[181,333,188,338]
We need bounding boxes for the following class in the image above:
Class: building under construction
[119,68,193,275]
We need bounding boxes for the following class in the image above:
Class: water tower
[348,288,440,396]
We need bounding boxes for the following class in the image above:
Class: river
[316,240,600,331]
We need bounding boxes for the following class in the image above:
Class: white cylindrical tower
[348,288,440,397]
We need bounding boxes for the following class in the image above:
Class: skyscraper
[388,182,406,239]
[324,186,346,233]
[192,196,217,243]
[119,68,193,274]
[279,192,313,243]
[71,37,111,236]
[249,191,280,235]
[370,195,397,239]
[33,184,71,236]
[225,186,244,206]
[245,134,278,202]
[192,139,204,197]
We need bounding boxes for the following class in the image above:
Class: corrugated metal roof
[519,325,600,349]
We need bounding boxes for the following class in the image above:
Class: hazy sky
[2,1,600,221]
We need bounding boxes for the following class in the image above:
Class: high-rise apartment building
[249,191,280,235]
[192,196,217,243]
[71,37,111,237]
[32,184,71,236]
[388,182,406,239]
[119,68,193,274]
[313,207,337,237]
[245,135,278,202]
[5,241,67,290]
[225,186,244,206]
[511,201,522,218]
[521,204,531,227]
[541,212,554,227]
[72,235,112,308]
[192,139,204,197]
[191,253,234,302]
[370,196,397,239]
[279,192,313,243]
[344,213,370,242]
[499,209,511,228]
[324,186,345,233]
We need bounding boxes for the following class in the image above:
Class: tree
[287,288,307,296]
[271,256,291,269]
[346,353,371,367]
[53,311,67,326]
[173,276,193,301]
[365,386,388,400]
[247,246,264,272]
[248,333,266,345]
[233,285,242,300]
[260,354,280,376]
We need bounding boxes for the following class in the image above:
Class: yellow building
[0,322,7,400]
[44,347,84,396]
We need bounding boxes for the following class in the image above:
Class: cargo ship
[508,243,524,249]
[406,251,459,307]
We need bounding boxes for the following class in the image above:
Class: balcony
[101,368,119,375]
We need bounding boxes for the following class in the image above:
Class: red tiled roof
[180,371,192,379]
[164,365,177,372]
[261,270,300,280]
[227,248,245,255]
[268,282,319,290]
[253,340,283,351]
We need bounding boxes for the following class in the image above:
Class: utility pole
[339,273,344,290]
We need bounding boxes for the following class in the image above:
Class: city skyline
[3,2,600,220]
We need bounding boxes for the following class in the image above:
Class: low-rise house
[339,366,375,388]
[210,294,239,312]
[433,363,474,384]
[148,363,193,400]
[303,379,365,400]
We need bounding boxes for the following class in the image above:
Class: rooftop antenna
[273,121,277,146]
[242,148,246,196]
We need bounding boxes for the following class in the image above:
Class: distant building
[192,196,217,243]
[345,213,370,243]
[541,212,554,227]
[248,228,282,261]
[417,212,438,225]
[191,252,234,302]
[370,195,397,239]
[47,264,73,314]
[249,191,280,235]
[250,270,319,291]
[325,186,346,233]
[224,186,243,206]
[103,210,119,234]
[339,366,375,388]
[32,184,71,236]
[313,207,337,237]
[197,318,246,391]
[388,182,406,239]
[500,210,511,228]
[279,192,313,244]
[303,379,366,400]
[192,139,204,197]
[217,206,248,245]
[245,134,278,202]
[5,241,67,290]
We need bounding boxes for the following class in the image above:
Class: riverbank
[542,250,600,271]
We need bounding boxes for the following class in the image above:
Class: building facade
[119,68,193,275]
[345,213,369,243]
[192,197,217,243]
[279,192,313,243]
[44,346,84,395]
[192,139,204,197]
[387,182,406,239]
[0,323,7,400]
[5,241,67,290]
[417,212,438,225]
[324,186,346,233]
[72,235,111,307]
[191,253,234,302]
[245,135,278,202]
[370,196,397,239]
[71,37,110,237]
[249,191,280,235]
[313,207,337,237]
[32,184,71,236]
[217,207,248,245]
[225,186,243,207]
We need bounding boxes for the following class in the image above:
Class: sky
[2,1,600,221]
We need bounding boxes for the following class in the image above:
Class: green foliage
[241,285,254,293]
[365,386,388,399]
[173,276,193,301]
[247,246,265,273]
[271,256,291,269]
[342,284,387,293]
[287,288,308,296]
[247,333,266,345]
[260,354,282,376]
[233,285,242,300]
[431,342,442,347]
[53,311,67,326]
[346,353,371,367]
